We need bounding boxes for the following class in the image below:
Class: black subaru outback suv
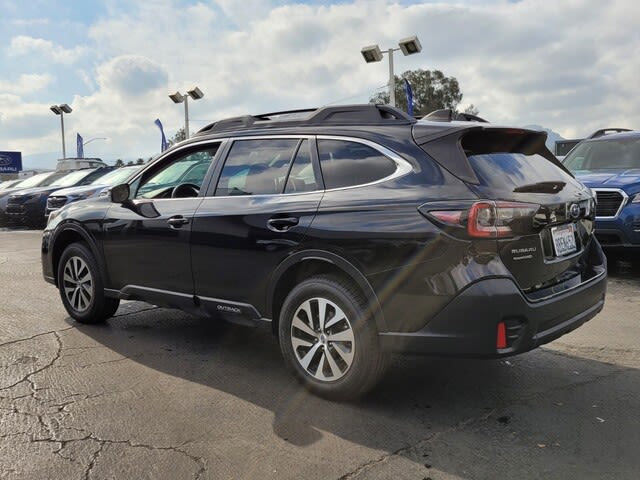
[42,104,606,399]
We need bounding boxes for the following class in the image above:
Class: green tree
[136,158,145,165]
[114,159,124,167]
[168,127,186,147]
[369,69,469,117]
[464,104,479,116]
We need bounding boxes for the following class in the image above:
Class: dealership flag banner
[155,119,168,152]
[404,78,414,117]
[77,133,84,158]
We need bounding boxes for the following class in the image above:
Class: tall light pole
[82,137,107,158]
[169,87,204,139]
[361,36,422,108]
[83,137,107,147]
[50,104,73,159]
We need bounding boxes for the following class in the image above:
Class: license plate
[551,223,577,257]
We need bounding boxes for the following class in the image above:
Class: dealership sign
[0,151,22,173]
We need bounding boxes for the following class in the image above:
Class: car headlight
[47,208,62,224]
[632,193,640,203]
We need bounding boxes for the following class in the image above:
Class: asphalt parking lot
[1,229,639,480]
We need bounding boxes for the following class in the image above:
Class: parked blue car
[563,131,640,254]
[45,165,141,219]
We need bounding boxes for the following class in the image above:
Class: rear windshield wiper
[513,181,566,193]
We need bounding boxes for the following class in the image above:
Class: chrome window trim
[316,135,414,189]
[127,138,226,185]
[208,134,413,199]
[593,188,628,219]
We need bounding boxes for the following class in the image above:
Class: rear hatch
[415,125,597,297]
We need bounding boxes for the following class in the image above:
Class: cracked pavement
[1,230,639,479]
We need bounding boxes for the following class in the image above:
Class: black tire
[57,243,120,324]
[278,275,388,400]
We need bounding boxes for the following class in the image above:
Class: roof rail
[195,104,416,135]
[422,109,489,123]
[587,128,632,139]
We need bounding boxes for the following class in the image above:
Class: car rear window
[563,137,640,171]
[468,152,575,191]
[460,129,574,191]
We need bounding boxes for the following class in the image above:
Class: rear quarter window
[317,139,397,189]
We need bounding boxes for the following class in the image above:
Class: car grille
[7,197,27,207]
[47,196,67,210]
[6,204,25,215]
[594,189,625,218]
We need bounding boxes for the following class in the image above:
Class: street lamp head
[398,35,422,56]
[169,91,185,103]
[50,104,72,115]
[361,45,383,63]
[187,86,204,100]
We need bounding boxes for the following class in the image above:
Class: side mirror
[110,183,130,204]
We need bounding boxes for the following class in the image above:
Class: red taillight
[423,201,538,239]
[496,321,507,349]
[467,202,497,238]
[429,210,463,224]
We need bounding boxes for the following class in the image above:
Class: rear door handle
[267,217,299,232]
[167,215,189,228]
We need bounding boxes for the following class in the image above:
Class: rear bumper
[379,262,607,357]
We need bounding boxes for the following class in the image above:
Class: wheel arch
[267,250,387,335]
[51,224,105,288]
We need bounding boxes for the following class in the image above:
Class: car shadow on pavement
[607,253,640,278]
[68,298,640,479]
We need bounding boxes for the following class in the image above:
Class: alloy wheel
[290,297,355,382]
[62,256,93,313]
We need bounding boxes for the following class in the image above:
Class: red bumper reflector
[497,321,507,349]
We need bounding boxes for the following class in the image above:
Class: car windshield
[12,172,55,188]
[145,160,199,186]
[49,169,95,188]
[91,166,140,186]
[563,137,640,171]
[0,179,22,190]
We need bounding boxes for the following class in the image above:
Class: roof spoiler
[422,109,489,123]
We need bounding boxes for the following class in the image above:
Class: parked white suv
[56,158,107,172]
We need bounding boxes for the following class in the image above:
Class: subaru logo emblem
[569,203,580,219]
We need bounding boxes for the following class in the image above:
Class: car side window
[284,140,318,193]
[317,139,397,189]
[215,139,299,196]
[135,146,218,199]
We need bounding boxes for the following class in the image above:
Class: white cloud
[2,0,640,165]
[0,73,53,95]
[7,35,87,64]
[10,18,51,27]
[96,55,169,97]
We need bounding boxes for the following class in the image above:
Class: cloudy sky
[1,0,638,168]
